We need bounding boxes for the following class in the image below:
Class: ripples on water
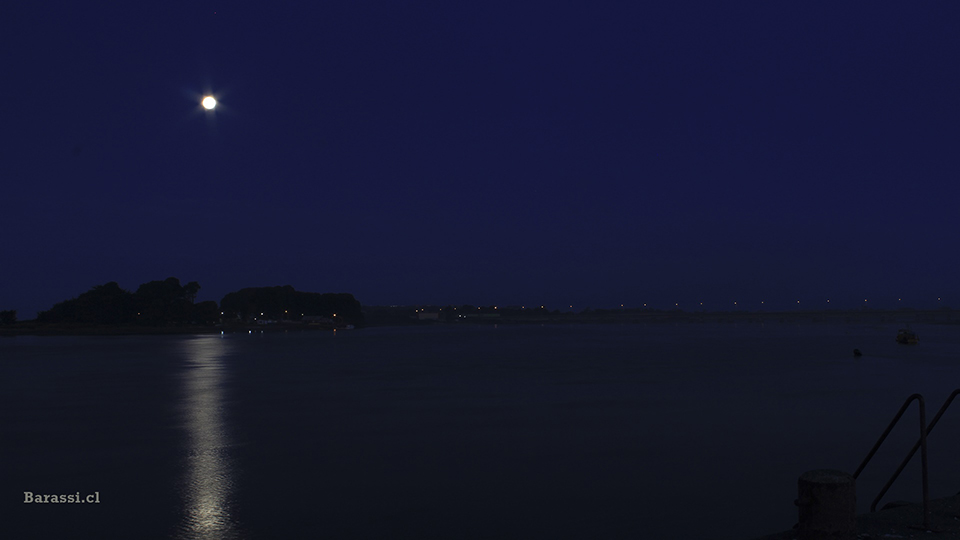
[2,323,960,539]
[177,337,238,540]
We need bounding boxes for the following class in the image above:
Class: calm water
[3,323,960,539]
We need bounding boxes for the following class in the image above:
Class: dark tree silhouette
[32,279,362,328]
[0,310,16,325]
[36,282,136,324]
[134,277,198,325]
[37,278,208,326]
[220,286,363,325]
[193,301,221,325]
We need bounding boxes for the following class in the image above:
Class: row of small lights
[222,311,338,317]
[666,297,943,307]
[219,295,946,318]
[415,306,548,311]
[412,297,945,311]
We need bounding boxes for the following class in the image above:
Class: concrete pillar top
[799,469,854,484]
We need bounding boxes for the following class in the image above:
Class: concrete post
[795,469,856,540]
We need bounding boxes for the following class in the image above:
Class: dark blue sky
[3,2,959,317]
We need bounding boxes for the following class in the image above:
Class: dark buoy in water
[853,349,862,357]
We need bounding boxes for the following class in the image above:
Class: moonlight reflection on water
[4,324,958,539]
[179,337,237,539]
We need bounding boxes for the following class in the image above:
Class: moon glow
[201,96,217,110]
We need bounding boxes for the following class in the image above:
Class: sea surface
[3,322,960,539]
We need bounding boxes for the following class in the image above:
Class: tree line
[220,285,363,325]
[9,279,363,327]
[35,278,220,326]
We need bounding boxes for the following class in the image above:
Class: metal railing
[872,390,960,511]
[852,389,960,530]
[852,393,929,529]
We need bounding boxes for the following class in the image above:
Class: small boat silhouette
[896,329,919,345]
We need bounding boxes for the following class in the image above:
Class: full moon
[201,96,217,110]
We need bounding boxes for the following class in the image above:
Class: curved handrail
[852,393,929,530]
[869,389,960,513]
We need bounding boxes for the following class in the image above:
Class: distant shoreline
[2,308,958,336]
[0,324,224,337]
[364,305,960,327]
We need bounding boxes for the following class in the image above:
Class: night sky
[3,2,959,318]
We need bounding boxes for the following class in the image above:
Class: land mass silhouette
[1,278,958,336]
